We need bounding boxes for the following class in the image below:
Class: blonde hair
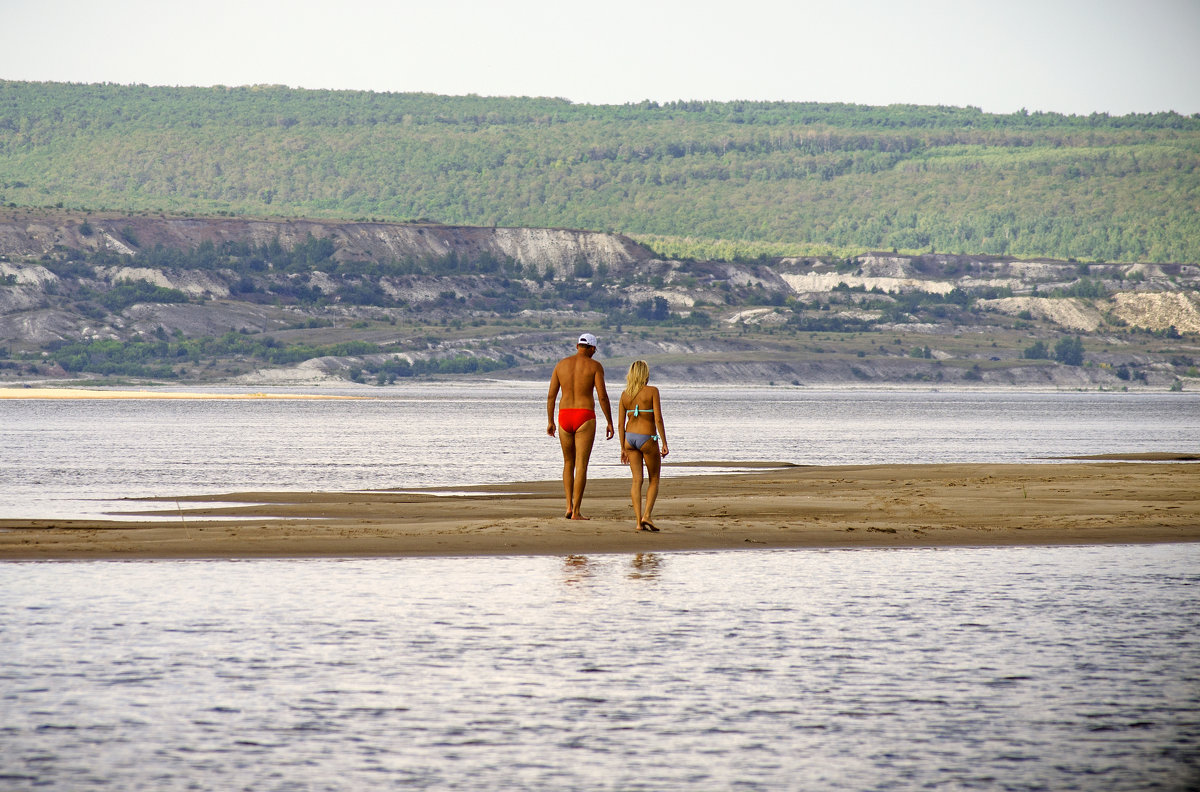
[624,360,649,401]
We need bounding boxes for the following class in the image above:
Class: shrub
[1054,336,1085,366]
[98,280,189,312]
[1023,340,1049,359]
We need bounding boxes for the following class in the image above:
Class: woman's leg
[642,440,662,526]
[626,445,645,530]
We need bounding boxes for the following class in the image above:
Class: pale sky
[2,0,1198,115]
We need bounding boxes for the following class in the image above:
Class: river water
[2,385,1198,790]
[2,546,1198,791]
[2,384,1197,519]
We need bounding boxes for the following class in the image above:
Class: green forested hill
[1,81,1198,263]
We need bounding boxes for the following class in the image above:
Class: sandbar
[0,387,361,400]
[1,460,1196,560]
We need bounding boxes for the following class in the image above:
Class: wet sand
[1,460,1197,559]
[0,387,359,400]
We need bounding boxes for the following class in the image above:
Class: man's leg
[558,428,577,517]
[569,419,597,519]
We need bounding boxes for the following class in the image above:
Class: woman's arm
[652,387,668,457]
[617,394,629,463]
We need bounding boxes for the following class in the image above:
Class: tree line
[32,332,513,381]
[2,81,1198,263]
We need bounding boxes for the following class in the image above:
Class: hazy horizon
[2,0,1199,117]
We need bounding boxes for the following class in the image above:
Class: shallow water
[2,545,1198,791]
[3,385,1197,519]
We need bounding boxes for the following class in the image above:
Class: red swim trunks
[558,408,596,433]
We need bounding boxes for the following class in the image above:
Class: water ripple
[1,546,1198,790]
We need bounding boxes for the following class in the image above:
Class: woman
[618,360,669,532]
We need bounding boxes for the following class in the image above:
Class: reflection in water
[562,553,664,585]
[562,554,593,585]
[2,547,1197,791]
[629,552,662,580]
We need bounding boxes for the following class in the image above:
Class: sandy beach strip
[0,387,363,400]
[1,460,1197,560]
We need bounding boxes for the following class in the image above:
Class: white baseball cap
[577,332,598,347]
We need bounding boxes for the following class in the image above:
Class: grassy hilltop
[1,81,1198,263]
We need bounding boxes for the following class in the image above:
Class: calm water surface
[3,384,1198,519]
[2,545,1198,790]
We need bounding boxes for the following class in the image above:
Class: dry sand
[0,387,359,400]
[1,459,1196,560]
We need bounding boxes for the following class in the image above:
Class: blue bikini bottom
[625,431,658,451]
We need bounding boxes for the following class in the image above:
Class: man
[547,332,614,520]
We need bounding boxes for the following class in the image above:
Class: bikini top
[631,405,653,417]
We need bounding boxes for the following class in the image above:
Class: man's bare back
[551,354,605,411]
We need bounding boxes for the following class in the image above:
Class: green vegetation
[633,235,867,262]
[35,333,380,378]
[1050,278,1109,299]
[2,81,1198,262]
[1024,340,1050,360]
[93,280,189,312]
[1023,336,1086,365]
[351,354,513,385]
[28,330,515,381]
[1054,336,1086,366]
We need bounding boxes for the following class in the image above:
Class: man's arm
[546,367,561,437]
[594,364,614,440]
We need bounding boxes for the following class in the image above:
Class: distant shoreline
[2,461,1196,560]
[3,381,1193,398]
[0,387,365,400]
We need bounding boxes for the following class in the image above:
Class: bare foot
[570,513,591,520]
